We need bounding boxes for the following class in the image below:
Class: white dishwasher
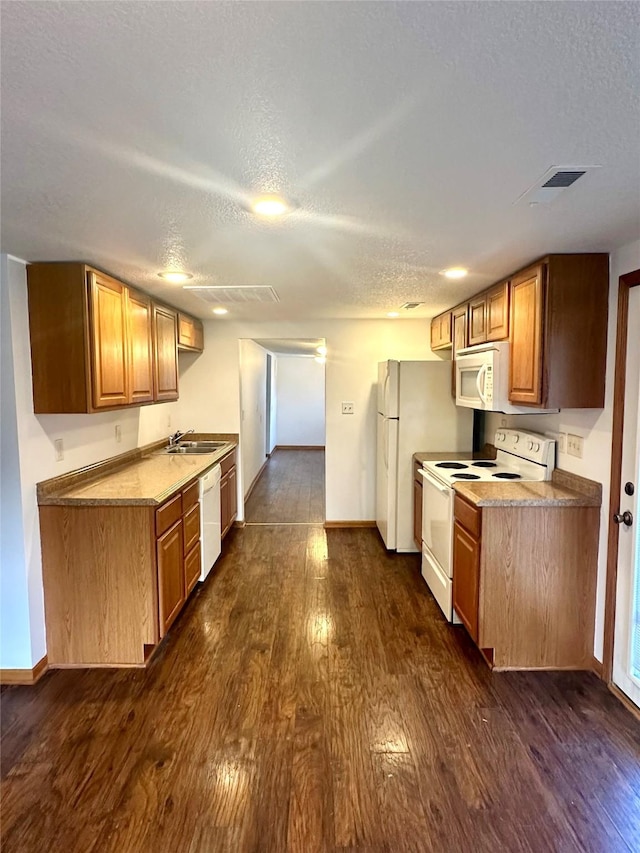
[200,464,222,581]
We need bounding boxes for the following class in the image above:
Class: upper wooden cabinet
[486,280,509,341]
[430,253,608,410]
[178,313,204,353]
[153,304,179,402]
[509,254,609,408]
[430,310,453,350]
[27,262,199,413]
[88,271,129,409]
[467,280,510,347]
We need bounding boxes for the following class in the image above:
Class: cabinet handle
[613,510,633,527]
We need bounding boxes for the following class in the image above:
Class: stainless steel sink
[166,440,228,455]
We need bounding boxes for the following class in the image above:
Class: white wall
[484,238,640,661]
[175,317,440,522]
[239,339,268,496]
[1,255,182,669]
[267,355,277,454]
[275,356,325,446]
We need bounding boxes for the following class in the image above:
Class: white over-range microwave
[455,341,558,414]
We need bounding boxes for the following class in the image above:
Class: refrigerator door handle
[383,418,389,470]
[383,370,390,417]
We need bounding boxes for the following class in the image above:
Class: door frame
[602,268,640,687]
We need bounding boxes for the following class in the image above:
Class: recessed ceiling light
[251,195,290,217]
[158,271,193,284]
[441,268,468,279]
[387,311,400,318]
[316,345,327,356]
[212,307,228,315]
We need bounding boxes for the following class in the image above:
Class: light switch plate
[342,402,355,415]
[54,438,64,461]
[115,424,122,443]
[566,433,583,458]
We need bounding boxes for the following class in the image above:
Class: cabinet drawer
[156,493,182,537]
[182,480,200,512]
[454,494,481,537]
[183,501,201,555]
[220,450,236,476]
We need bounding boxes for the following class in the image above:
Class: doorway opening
[239,338,326,525]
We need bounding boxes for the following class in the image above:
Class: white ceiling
[1,2,639,322]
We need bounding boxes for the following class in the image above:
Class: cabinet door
[430,311,452,350]
[127,289,154,404]
[184,542,201,597]
[88,272,129,408]
[509,264,545,405]
[153,304,179,401]
[157,519,184,637]
[220,471,230,538]
[413,477,422,549]
[468,295,487,346]
[486,280,509,341]
[228,466,238,525]
[183,501,200,555]
[453,521,480,642]
[451,304,469,396]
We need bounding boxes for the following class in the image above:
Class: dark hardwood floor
[2,452,640,852]
[244,449,324,524]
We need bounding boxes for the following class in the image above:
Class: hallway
[2,454,640,852]
[244,448,325,524]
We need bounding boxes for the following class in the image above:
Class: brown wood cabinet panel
[219,449,236,477]
[27,263,91,413]
[509,264,545,405]
[413,477,422,549]
[486,280,509,341]
[153,304,179,402]
[183,501,200,555]
[177,313,204,353]
[452,304,468,354]
[157,519,184,638]
[88,271,129,409]
[39,504,158,665]
[452,521,480,643]
[468,295,487,346]
[228,466,238,526]
[184,542,201,597]
[182,480,200,512]
[454,494,481,538]
[220,472,230,537]
[430,311,452,350]
[127,289,154,404]
[156,493,182,537]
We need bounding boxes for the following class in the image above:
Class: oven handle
[418,468,451,494]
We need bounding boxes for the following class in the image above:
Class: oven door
[419,468,454,577]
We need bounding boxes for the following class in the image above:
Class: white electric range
[418,429,556,621]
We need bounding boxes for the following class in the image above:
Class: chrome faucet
[168,428,194,448]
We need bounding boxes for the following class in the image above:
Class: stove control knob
[513,435,519,444]
[527,440,533,450]
[534,442,540,452]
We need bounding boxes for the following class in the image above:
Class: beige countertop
[453,478,601,508]
[38,441,237,507]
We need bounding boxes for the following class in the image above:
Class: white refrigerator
[376,360,473,551]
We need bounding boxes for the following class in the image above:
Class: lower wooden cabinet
[413,460,423,549]
[40,479,205,666]
[157,519,185,638]
[220,449,238,539]
[452,492,599,670]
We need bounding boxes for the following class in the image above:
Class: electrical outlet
[500,418,508,427]
[115,424,122,443]
[557,432,567,454]
[342,402,355,415]
[54,438,64,462]
[167,414,172,429]
[566,433,583,458]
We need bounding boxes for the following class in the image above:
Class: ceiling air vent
[514,165,600,206]
[401,302,424,310]
[183,285,280,304]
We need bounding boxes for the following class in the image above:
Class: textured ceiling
[1,1,639,322]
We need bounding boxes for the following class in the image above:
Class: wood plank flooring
[245,449,324,523]
[2,452,640,852]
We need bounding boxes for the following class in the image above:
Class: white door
[612,284,640,706]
